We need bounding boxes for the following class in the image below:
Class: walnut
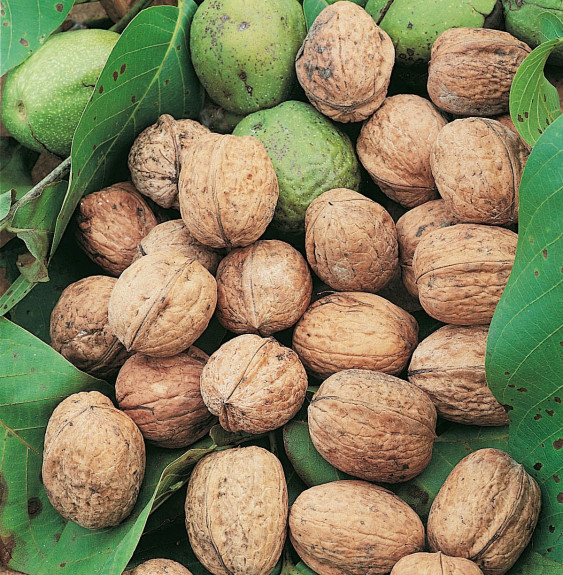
[74,182,158,276]
[179,134,278,249]
[391,552,484,575]
[494,113,532,152]
[427,449,541,575]
[292,291,418,379]
[42,391,145,530]
[128,114,210,209]
[115,347,216,448]
[108,250,217,357]
[49,275,130,379]
[101,1,177,22]
[428,28,531,116]
[200,334,308,434]
[304,188,398,293]
[295,1,394,122]
[215,239,312,335]
[289,480,425,575]
[124,559,193,575]
[413,224,517,325]
[185,446,287,575]
[357,94,447,207]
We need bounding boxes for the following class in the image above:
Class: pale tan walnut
[128,114,210,209]
[494,114,532,153]
[427,448,541,575]
[431,118,528,225]
[357,95,447,207]
[200,334,308,434]
[428,28,531,116]
[396,200,458,298]
[309,369,436,483]
[49,275,130,379]
[295,1,394,123]
[391,552,484,575]
[216,239,312,335]
[413,224,517,325]
[135,219,222,275]
[124,558,193,575]
[304,188,398,293]
[292,291,418,379]
[108,250,217,357]
[408,325,508,426]
[185,446,287,575]
[115,347,216,448]
[74,182,158,276]
[42,391,145,530]
[289,480,425,575]
[179,134,279,249]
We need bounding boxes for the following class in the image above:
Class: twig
[109,0,155,34]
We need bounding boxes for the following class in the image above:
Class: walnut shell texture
[289,480,425,575]
[292,291,419,379]
[408,325,509,426]
[295,2,395,122]
[391,552,484,575]
[427,449,541,575]
[108,250,217,357]
[200,334,308,434]
[125,558,193,575]
[413,224,517,325]
[42,391,146,530]
[185,446,288,575]
[357,94,447,207]
[216,239,312,335]
[304,188,398,293]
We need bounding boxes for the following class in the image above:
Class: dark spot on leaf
[0,535,15,564]
[93,116,96,121]
[60,563,66,568]
[534,270,539,276]
[238,21,250,31]
[2,21,8,26]
[546,410,554,416]
[558,493,563,504]
[517,114,524,122]
[524,111,529,118]
[19,38,29,46]
[555,397,561,403]
[407,22,413,29]
[533,462,542,470]
[538,128,543,134]
[27,497,42,518]
[529,237,534,243]
[553,438,563,450]
[177,45,181,50]
[517,387,527,392]
[503,404,514,412]
[54,533,61,542]
[406,485,429,504]
[534,413,542,420]
[508,384,515,388]
[112,71,118,81]
[0,473,7,511]
[56,3,63,11]
[547,548,553,553]
[555,475,561,483]
[93,144,96,151]
[549,525,555,533]
[543,249,548,259]
[131,96,136,103]
[239,70,247,81]
[120,63,126,74]
[99,85,104,94]
[505,371,510,376]
[165,79,170,85]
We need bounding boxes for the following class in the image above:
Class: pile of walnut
[44,4,541,575]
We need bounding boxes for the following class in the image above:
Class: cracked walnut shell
[391,552,484,575]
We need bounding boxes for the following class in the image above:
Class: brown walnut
[391,552,484,575]
[124,559,193,575]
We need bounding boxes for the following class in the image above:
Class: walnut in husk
[391,552,484,575]
[124,559,193,575]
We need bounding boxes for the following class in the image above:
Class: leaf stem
[109,0,155,34]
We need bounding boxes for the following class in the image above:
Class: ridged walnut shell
[108,250,217,357]
[185,446,288,575]
[289,480,425,575]
[391,552,484,575]
[304,188,398,293]
[115,347,216,448]
[42,391,145,530]
[124,558,193,575]
[295,2,394,122]
[74,182,158,276]
[216,239,312,335]
[427,449,541,575]
[128,114,210,209]
[357,95,447,207]
[200,334,308,434]
[309,369,437,483]
[49,275,129,379]
[292,291,418,379]
[431,118,528,225]
[179,134,278,249]
[413,224,517,325]
[427,28,531,116]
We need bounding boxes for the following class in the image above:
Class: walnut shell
[128,114,210,209]
[408,325,509,426]
[215,239,312,335]
[295,1,394,122]
[108,250,217,357]
[74,182,158,276]
[304,188,398,293]
[289,480,425,575]
[292,291,418,379]
[42,391,145,530]
[115,347,216,448]
[431,118,528,225]
[413,224,517,325]
[427,28,531,116]
[124,559,193,575]
[200,334,308,434]
[49,275,129,379]
[179,134,279,249]
[493,114,532,153]
[391,552,484,575]
[185,446,288,575]
[309,369,436,483]
[357,95,447,207]
[427,448,541,575]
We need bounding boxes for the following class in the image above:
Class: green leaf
[508,547,563,575]
[0,274,35,316]
[0,0,74,76]
[0,138,39,207]
[51,1,204,255]
[486,115,563,560]
[536,11,563,44]
[302,0,367,29]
